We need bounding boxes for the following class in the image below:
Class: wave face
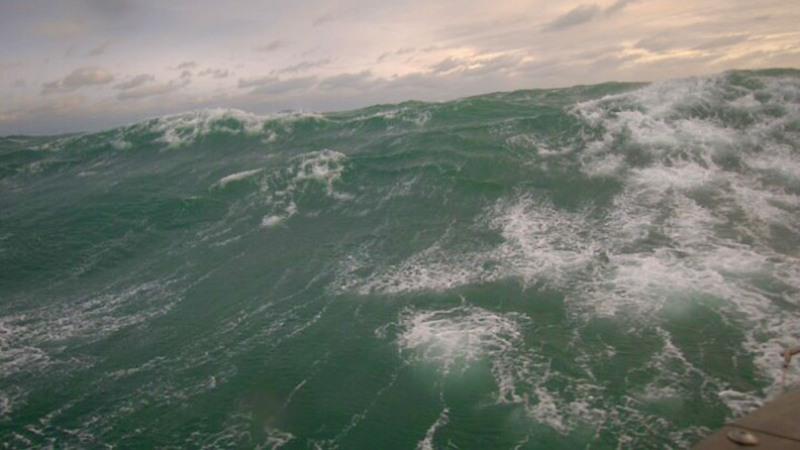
[1,69,800,449]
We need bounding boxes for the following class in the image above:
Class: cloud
[312,12,337,27]
[3,0,798,136]
[319,71,375,91]
[636,34,678,52]
[311,7,360,27]
[82,0,133,17]
[545,0,636,31]
[636,32,749,54]
[429,54,522,77]
[545,4,601,31]
[114,74,155,90]
[87,41,111,56]
[694,34,749,51]
[1,94,88,127]
[604,0,636,15]
[42,67,114,94]
[34,20,87,39]
[463,54,522,77]
[255,40,286,53]
[177,61,197,70]
[238,75,317,95]
[384,72,446,91]
[430,57,465,73]
[238,75,278,89]
[0,61,23,73]
[376,47,416,62]
[117,79,188,100]
[275,59,330,74]
[198,68,230,78]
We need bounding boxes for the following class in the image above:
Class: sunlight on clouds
[0,0,798,134]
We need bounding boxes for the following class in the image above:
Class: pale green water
[1,69,800,449]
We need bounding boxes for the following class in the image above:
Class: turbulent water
[2,69,800,449]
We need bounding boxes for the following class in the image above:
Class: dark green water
[2,69,800,449]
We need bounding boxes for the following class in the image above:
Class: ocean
[1,68,799,449]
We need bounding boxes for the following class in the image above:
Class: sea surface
[2,69,800,449]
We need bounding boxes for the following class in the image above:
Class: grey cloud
[636,32,748,54]
[377,47,416,62]
[255,40,286,53]
[604,0,636,16]
[588,51,639,71]
[3,0,797,136]
[13,79,26,88]
[572,44,625,60]
[636,34,677,52]
[319,71,374,90]
[82,0,133,17]
[694,34,749,50]
[515,58,565,77]
[437,16,526,44]
[275,59,331,74]
[431,57,465,73]
[238,75,278,89]
[1,94,87,127]
[180,70,192,80]
[312,7,360,27]
[117,79,188,100]
[544,5,602,31]
[312,12,336,27]
[545,0,636,31]
[42,66,114,94]
[0,61,23,73]
[34,20,88,39]
[198,68,230,78]
[177,61,197,70]
[239,75,317,95]
[87,40,110,56]
[114,74,155,90]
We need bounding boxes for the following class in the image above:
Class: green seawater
[2,69,800,449]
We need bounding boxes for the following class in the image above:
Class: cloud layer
[1,0,798,134]
[42,67,114,94]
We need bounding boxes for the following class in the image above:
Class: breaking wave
[1,69,799,449]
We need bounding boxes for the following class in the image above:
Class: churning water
[2,69,800,449]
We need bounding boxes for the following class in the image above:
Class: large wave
[1,69,799,449]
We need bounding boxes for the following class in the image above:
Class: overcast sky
[1,0,798,134]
